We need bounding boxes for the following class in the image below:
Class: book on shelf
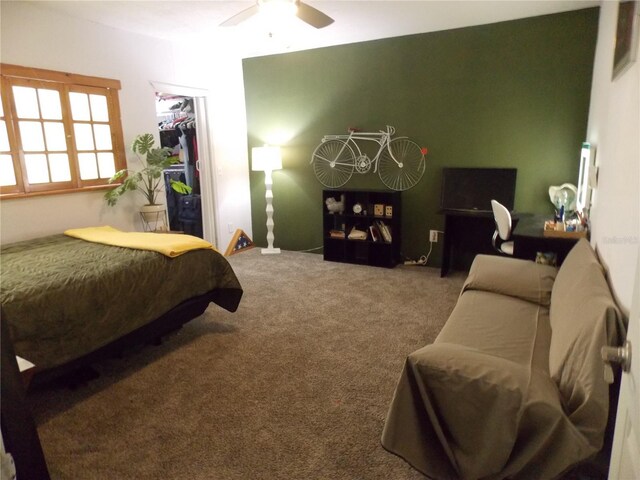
[329,229,345,239]
[369,224,381,242]
[375,220,392,243]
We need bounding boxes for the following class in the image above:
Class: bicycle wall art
[310,125,427,191]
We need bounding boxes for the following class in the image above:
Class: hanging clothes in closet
[157,95,203,237]
[178,125,200,194]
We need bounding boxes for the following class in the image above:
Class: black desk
[440,209,505,277]
[512,214,583,265]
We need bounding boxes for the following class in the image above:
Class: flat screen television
[440,167,517,212]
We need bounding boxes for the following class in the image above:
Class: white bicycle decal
[310,125,427,191]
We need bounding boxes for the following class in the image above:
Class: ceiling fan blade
[296,1,334,29]
[220,4,260,27]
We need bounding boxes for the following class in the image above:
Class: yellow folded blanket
[64,226,217,258]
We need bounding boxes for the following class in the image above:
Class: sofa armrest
[549,239,625,447]
[463,254,557,306]
[403,342,561,479]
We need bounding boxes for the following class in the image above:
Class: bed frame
[1,314,51,479]
[29,287,242,388]
[1,286,242,479]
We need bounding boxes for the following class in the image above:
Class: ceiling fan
[220,0,334,29]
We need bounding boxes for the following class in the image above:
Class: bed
[0,232,243,382]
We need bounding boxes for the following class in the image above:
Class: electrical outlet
[228,223,234,233]
[429,230,438,243]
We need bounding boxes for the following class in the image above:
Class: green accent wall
[243,8,599,265]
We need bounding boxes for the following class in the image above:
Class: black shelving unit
[322,189,401,268]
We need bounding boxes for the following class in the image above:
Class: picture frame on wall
[612,0,640,80]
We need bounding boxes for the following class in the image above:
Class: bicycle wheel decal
[378,138,425,191]
[311,140,355,188]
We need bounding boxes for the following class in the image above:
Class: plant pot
[140,204,168,232]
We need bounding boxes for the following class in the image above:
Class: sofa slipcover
[381,239,624,479]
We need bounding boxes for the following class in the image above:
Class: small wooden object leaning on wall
[225,229,255,256]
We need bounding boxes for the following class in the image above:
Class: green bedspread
[0,234,242,370]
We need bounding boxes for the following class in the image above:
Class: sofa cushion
[436,290,551,372]
[549,239,624,447]
[464,254,558,306]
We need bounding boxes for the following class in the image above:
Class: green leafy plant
[105,133,191,207]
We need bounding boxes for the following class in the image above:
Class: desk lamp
[548,183,577,220]
[252,145,282,254]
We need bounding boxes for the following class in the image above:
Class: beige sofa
[382,239,625,479]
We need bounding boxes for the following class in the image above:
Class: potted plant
[105,133,191,228]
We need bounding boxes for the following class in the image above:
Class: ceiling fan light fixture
[258,0,298,20]
[220,0,333,29]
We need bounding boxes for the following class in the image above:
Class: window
[0,64,126,198]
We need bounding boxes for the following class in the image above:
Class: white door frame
[608,245,640,478]
[150,81,219,246]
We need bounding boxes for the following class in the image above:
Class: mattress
[0,234,242,369]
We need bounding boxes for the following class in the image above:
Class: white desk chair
[491,199,514,255]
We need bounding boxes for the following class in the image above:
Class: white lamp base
[261,247,281,255]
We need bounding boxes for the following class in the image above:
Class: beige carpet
[29,249,466,480]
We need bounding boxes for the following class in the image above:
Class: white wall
[587,1,640,313]
[165,44,253,251]
[0,2,252,249]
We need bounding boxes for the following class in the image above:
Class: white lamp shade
[252,145,282,172]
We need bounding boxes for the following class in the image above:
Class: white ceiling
[22,0,599,57]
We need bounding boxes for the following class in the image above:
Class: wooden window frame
[0,64,126,199]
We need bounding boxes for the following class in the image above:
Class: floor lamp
[252,145,282,255]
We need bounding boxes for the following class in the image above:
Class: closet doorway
[156,94,202,237]
[151,81,217,245]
